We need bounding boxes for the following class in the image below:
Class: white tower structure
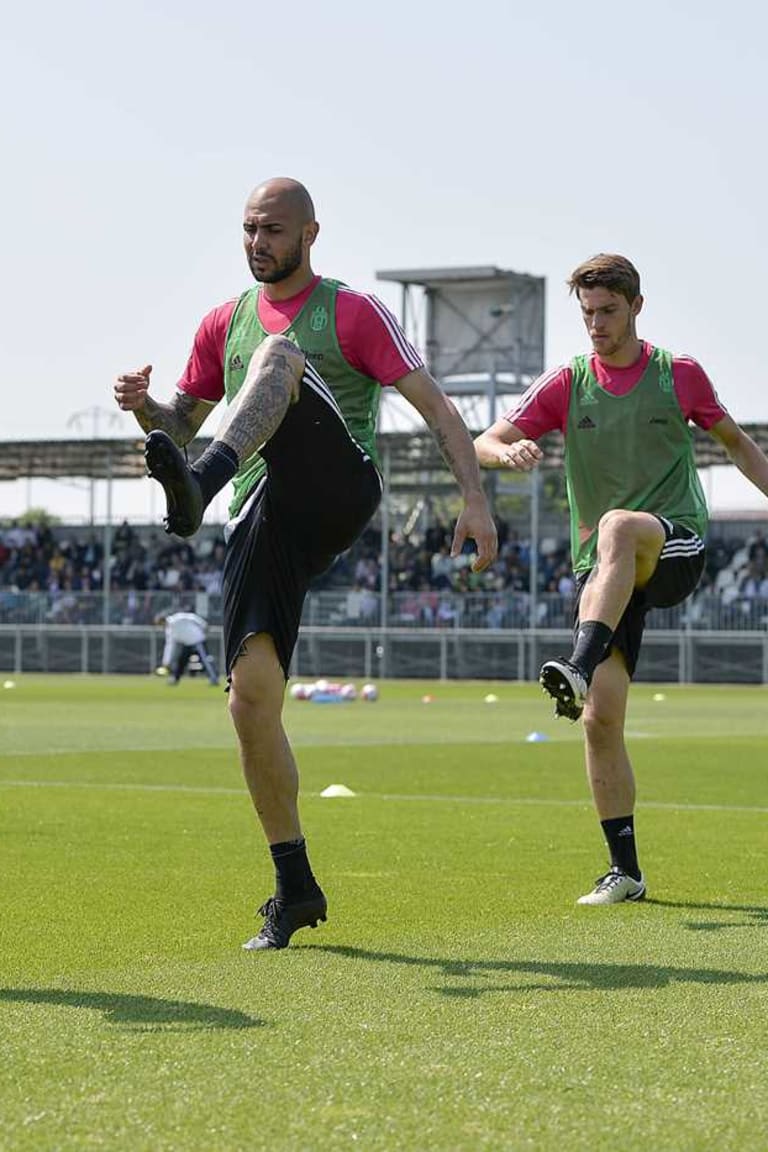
[376,265,546,432]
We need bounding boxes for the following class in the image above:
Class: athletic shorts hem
[574,519,706,678]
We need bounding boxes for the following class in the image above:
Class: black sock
[270,838,319,903]
[191,441,239,506]
[571,620,614,681]
[601,816,640,880]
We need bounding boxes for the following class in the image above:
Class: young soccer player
[475,254,768,904]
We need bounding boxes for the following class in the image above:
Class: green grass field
[2,674,768,1151]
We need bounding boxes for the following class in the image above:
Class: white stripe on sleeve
[506,366,564,422]
[339,286,423,372]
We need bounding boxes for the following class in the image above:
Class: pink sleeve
[502,365,571,438]
[335,288,424,385]
[176,301,236,403]
[673,356,728,430]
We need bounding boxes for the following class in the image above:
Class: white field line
[9,729,768,758]
[1,778,767,815]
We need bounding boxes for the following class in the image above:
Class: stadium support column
[102,452,113,673]
[529,467,540,674]
[487,356,499,518]
[379,441,391,677]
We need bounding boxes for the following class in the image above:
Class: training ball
[340,683,357,700]
[484,693,499,704]
[289,683,307,700]
[361,683,379,702]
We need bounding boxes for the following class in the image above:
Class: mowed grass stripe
[3,775,768,816]
[4,675,768,757]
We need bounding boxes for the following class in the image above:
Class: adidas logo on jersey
[229,354,244,370]
[577,415,596,429]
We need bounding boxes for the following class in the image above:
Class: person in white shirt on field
[157,610,219,686]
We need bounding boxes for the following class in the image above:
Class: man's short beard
[251,237,304,284]
[598,318,634,357]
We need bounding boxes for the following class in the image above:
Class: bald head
[245,178,315,225]
[242,178,319,291]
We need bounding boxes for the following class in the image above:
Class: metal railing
[3,588,768,682]
[2,622,768,684]
[3,588,768,633]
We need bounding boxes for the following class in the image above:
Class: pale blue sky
[2,0,766,519]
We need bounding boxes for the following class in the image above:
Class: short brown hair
[568,254,641,304]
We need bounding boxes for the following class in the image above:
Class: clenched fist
[498,439,543,472]
[114,364,152,412]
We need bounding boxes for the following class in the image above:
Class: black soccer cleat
[539,657,589,722]
[242,890,328,951]
[144,430,204,538]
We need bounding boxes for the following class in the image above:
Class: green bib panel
[223,278,382,517]
[565,347,709,573]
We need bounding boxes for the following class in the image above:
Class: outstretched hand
[451,496,498,572]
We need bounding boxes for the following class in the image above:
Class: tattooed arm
[393,368,498,571]
[113,364,214,445]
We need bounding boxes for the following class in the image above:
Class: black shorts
[574,517,706,678]
[221,364,382,679]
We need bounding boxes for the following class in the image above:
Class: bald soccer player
[114,178,497,950]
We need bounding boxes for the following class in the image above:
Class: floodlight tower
[375,265,546,430]
[375,265,547,639]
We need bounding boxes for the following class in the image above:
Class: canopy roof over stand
[0,424,760,486]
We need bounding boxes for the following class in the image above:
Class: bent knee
[258,334,305,376]
[583,704,624,748]
[596,508,638,543]
[597,508,665,542]
[597,509,665,563]
[229,635,285,710]
[229,675,268,716]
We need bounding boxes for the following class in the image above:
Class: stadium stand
[2,517,767,630]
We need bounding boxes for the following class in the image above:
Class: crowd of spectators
[0,520,225,624]
[317,520,576,627]
[1,516,767,628]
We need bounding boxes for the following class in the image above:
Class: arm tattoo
[424,405,484,496]
[430,422,462,477]
[135,393,207,445]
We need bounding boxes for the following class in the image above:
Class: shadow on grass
[310,946,768,997]
[645,898,768,932]
[0,988,262,1032]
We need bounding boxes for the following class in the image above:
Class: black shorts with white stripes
[574,517,706,678]
[222,366,382,679]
